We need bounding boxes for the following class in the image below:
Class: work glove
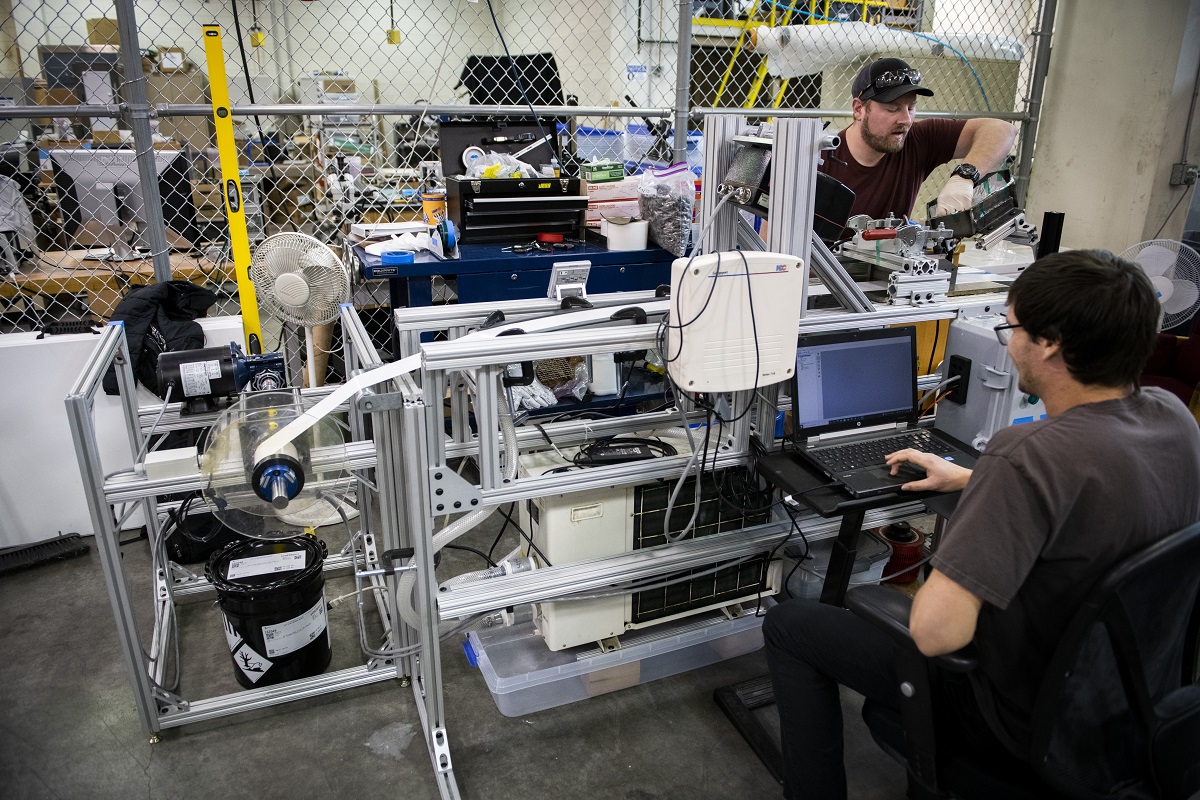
[934,175,976,216]
[508,376,558,411]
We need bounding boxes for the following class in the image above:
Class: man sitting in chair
[764,249,1200,800]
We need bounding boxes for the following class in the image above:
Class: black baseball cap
[852,58,934,103]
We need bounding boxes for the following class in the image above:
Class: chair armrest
[846,585,979,672]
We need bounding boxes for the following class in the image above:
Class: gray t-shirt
[932,387,1200,750]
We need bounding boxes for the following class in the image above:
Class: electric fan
[251,232,352,388]
[249,233,356,529]
[1118,240,1200,331]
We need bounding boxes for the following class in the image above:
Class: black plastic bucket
[205,536,331,689]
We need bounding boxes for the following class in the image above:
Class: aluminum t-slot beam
[421,325,661,373]
[736,214,768,251]
[809,233,876,313]
[437,521,794,618]
[392,290,664,334]
[102,440,377,503]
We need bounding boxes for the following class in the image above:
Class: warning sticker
[261,597,328,658]
[222,614,242,652]
[226,551,306,580]
[233,641,271,683]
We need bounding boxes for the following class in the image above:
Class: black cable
[573,435,678,466]
[497,502,552,566]
[228,0,279,184]
[483,0,550,150]
[442,543,498,568]
[485,502,516,563]
[779,502,811,600]
[1152,188,1192,240]
[928,319,941,375]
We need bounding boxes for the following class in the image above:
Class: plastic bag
[466,152,540,180]
[638,162,694,257]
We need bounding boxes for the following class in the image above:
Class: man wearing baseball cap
[820,57,1017,222]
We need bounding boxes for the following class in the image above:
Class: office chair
[846,520,1200,800]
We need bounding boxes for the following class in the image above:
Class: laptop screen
[791,327,919,438]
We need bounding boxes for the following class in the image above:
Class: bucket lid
[206,536,327,597]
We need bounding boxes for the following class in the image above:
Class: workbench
[1,249,233,324]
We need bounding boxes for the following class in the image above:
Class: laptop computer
[790,326,977,497]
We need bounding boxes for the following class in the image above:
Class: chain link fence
[0,0,1047,375]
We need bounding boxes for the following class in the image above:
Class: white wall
[1025,0,1200,251]
[10,0,499,105]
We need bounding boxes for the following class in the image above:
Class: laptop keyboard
[811,430,953,472]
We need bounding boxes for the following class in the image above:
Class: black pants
[763,598,900,800]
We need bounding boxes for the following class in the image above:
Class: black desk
[756,451,960,606]
[716,449,961,785]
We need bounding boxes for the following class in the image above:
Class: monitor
[50,148,200,260]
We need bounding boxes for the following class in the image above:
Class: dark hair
[1007,249,1159,387]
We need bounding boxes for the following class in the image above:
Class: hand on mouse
[884,448,973,493]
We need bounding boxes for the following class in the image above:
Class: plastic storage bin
[466,608,767,717]
[569,125,625,163]
[786,530,892,600]
[622,124,704,172]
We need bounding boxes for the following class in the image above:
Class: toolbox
[446,175,587,243]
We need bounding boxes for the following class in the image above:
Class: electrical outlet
[946,355,971,405]
[1170,162,1198,186]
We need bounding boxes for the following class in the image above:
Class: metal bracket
[356,392,415,413]
[152,687,188,713]
[428,466,483,515]
[431,726,453,773]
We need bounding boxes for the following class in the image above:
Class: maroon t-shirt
[819,118,966,221]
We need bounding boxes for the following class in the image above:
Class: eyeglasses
[994,321,1023,345]
[859,68,922,100]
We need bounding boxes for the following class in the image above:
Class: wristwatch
[951,163,982,186]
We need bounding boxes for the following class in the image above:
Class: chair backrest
[1029,521,1200,800]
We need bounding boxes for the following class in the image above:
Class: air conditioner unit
[517,433,782,651]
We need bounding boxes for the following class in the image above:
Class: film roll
[879,521,924,585]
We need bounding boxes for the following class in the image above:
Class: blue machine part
[252,455,305,509]
[230,343,287,392]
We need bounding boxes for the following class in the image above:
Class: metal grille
[630,470,770,623]
[2,0,1049,341]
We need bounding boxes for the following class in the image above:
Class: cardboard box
[585,176,640,203]
[146,72,214,152]
[586,199,640,227]
[86,18,120,46]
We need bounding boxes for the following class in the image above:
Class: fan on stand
[1119,239,1200,331]
[250,232,357,529]
[252,232,352,387]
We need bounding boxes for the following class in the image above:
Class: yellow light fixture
[386,29,403,45]
[250,27,266,47]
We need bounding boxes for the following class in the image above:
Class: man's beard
[860,121,908,154]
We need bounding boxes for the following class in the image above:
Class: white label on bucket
[232,641,271,683]
[226,551,306,580]
[261,596,328,658]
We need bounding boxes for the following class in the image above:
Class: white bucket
[603,219,649,251]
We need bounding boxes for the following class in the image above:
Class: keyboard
[810,430,953,473]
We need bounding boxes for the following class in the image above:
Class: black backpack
[102,280,218,397]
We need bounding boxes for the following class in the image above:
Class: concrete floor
[0,512,907,800]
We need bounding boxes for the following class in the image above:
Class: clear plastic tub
[786,530,893,600]
[466,608,767,717]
